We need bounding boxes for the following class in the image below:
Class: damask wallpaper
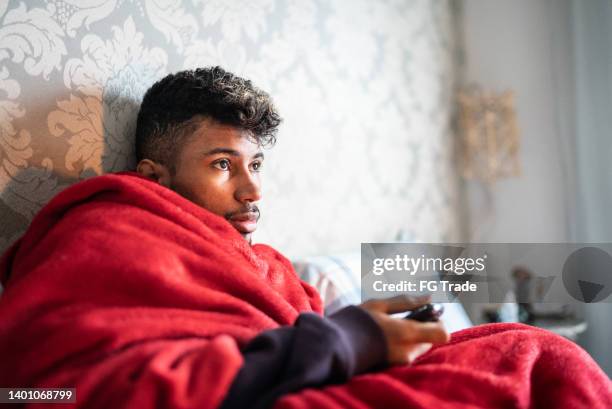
[0,0,463,259]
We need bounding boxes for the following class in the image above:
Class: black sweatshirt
[220,305,388,409]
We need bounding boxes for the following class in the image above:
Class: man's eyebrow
[203,148,264,159]
[204,148,240,156]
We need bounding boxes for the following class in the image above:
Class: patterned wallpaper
[0,0,463,259]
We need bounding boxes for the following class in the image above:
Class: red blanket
[0,172,610,409]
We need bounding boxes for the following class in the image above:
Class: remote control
[403,303,444,322]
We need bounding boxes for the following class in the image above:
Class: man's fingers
[384,294,431,314]
[363,307,451,365]
[409,321,450,344]
[395,320,449,344]
[361,295,431,314]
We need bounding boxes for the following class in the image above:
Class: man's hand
[359,295,450,365]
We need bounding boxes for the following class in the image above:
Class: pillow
[293,252,473,333]
[293,253,361,316]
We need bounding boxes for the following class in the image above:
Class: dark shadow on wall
[99,89,141,176]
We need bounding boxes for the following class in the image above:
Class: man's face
[167,119,263,242]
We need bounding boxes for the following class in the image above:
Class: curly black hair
[134,66,281,170]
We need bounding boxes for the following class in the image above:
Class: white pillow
[293,252,473,333]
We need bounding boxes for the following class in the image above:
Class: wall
[461,0,576,245]
[0,0,464,260]
[461,0,611,375]
[571,0,612,378]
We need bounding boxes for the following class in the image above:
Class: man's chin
[236,228,254,244]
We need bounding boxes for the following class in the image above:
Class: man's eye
[251,161,263,172]
[214,159,230,170]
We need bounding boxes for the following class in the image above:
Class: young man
[132,66,449,408]
[0,67,609,409]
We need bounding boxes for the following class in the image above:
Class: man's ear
[136,159,172,188]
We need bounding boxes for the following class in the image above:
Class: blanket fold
[275,322,612,408]
[0,172,610,409]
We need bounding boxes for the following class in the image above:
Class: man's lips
[228,212,259,233]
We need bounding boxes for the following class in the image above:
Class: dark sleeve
[219,305,388,409]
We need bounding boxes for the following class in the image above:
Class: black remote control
[403,303,444,322]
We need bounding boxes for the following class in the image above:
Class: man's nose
[235,171,261,204]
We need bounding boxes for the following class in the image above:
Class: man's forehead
[188,118,263,156]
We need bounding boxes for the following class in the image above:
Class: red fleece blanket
[0,173,610,409]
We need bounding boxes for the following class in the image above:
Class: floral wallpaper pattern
[0,0,462,259]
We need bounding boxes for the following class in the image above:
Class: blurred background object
[458,87,521,184]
